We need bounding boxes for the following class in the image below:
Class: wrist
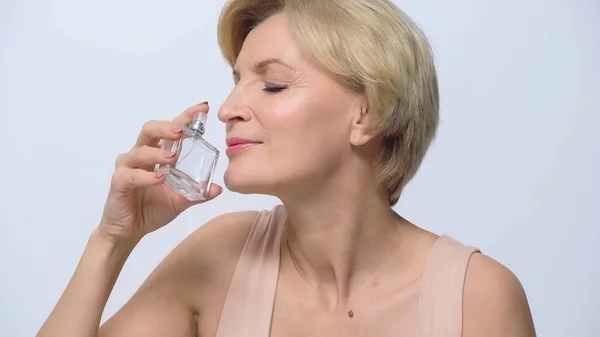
[90,226,141,257]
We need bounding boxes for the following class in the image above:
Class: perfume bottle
[156,112,219,201]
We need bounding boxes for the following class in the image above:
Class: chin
[223,172,258,194]
[223,160,276,195]
[223,150,318,197]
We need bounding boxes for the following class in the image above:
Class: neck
[278,164,409,308]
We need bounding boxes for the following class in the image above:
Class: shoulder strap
[418,235,480,337]
[215,205,286,337]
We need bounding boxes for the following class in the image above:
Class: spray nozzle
[190,112,208,134]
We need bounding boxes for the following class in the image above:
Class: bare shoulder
[182,210,259,253]
[463,253,536,337]
[99,210,259,336]
[166,210,260,285]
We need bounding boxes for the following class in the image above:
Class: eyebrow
[232,58,296,77]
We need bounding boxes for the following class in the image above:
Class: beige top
[215,205,480,337]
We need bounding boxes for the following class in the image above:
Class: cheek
[254,86,355,174]
[261,89,351,139]
[265,115,350,177]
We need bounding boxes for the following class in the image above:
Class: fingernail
[198,101,208,106]
[154,172,165,179]
[164,151,176,158]
[171,126,182,133]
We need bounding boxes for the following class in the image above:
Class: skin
[36,12,536,337]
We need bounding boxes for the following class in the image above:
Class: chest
[268,277,421,337]
[197,278,422,337]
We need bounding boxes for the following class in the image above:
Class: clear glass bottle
[156,112,219,201]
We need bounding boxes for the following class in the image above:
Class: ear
[350,97,377,146]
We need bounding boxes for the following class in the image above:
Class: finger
[135,120,184,148]
[116,145,177,170]
[111,168,166,193]
[172,102,209,126]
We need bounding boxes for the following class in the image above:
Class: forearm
[37,228,139,337]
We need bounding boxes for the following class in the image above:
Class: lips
[225,137,262,157]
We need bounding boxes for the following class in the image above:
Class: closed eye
[263,85,287,93]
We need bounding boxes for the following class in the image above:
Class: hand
[98,103,222,243]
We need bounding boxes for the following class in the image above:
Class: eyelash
[262,85,287,93]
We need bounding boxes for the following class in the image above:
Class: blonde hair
[218,0,439,206]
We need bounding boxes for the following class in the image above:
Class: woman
[37,0,536,336]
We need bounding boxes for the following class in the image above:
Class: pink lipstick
[225,137,261,157]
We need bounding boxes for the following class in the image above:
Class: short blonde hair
[218,0,439,206]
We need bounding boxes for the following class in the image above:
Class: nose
[217,86,252,125]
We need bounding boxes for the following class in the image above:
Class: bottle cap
[190,111,207,134]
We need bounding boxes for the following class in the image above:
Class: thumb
[173,183,223,211]
[199,183,223,203]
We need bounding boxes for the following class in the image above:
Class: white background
[1,0,598,336]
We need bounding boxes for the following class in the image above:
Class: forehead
[235,13,305,69]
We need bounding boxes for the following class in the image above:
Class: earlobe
[350,127,377,146]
